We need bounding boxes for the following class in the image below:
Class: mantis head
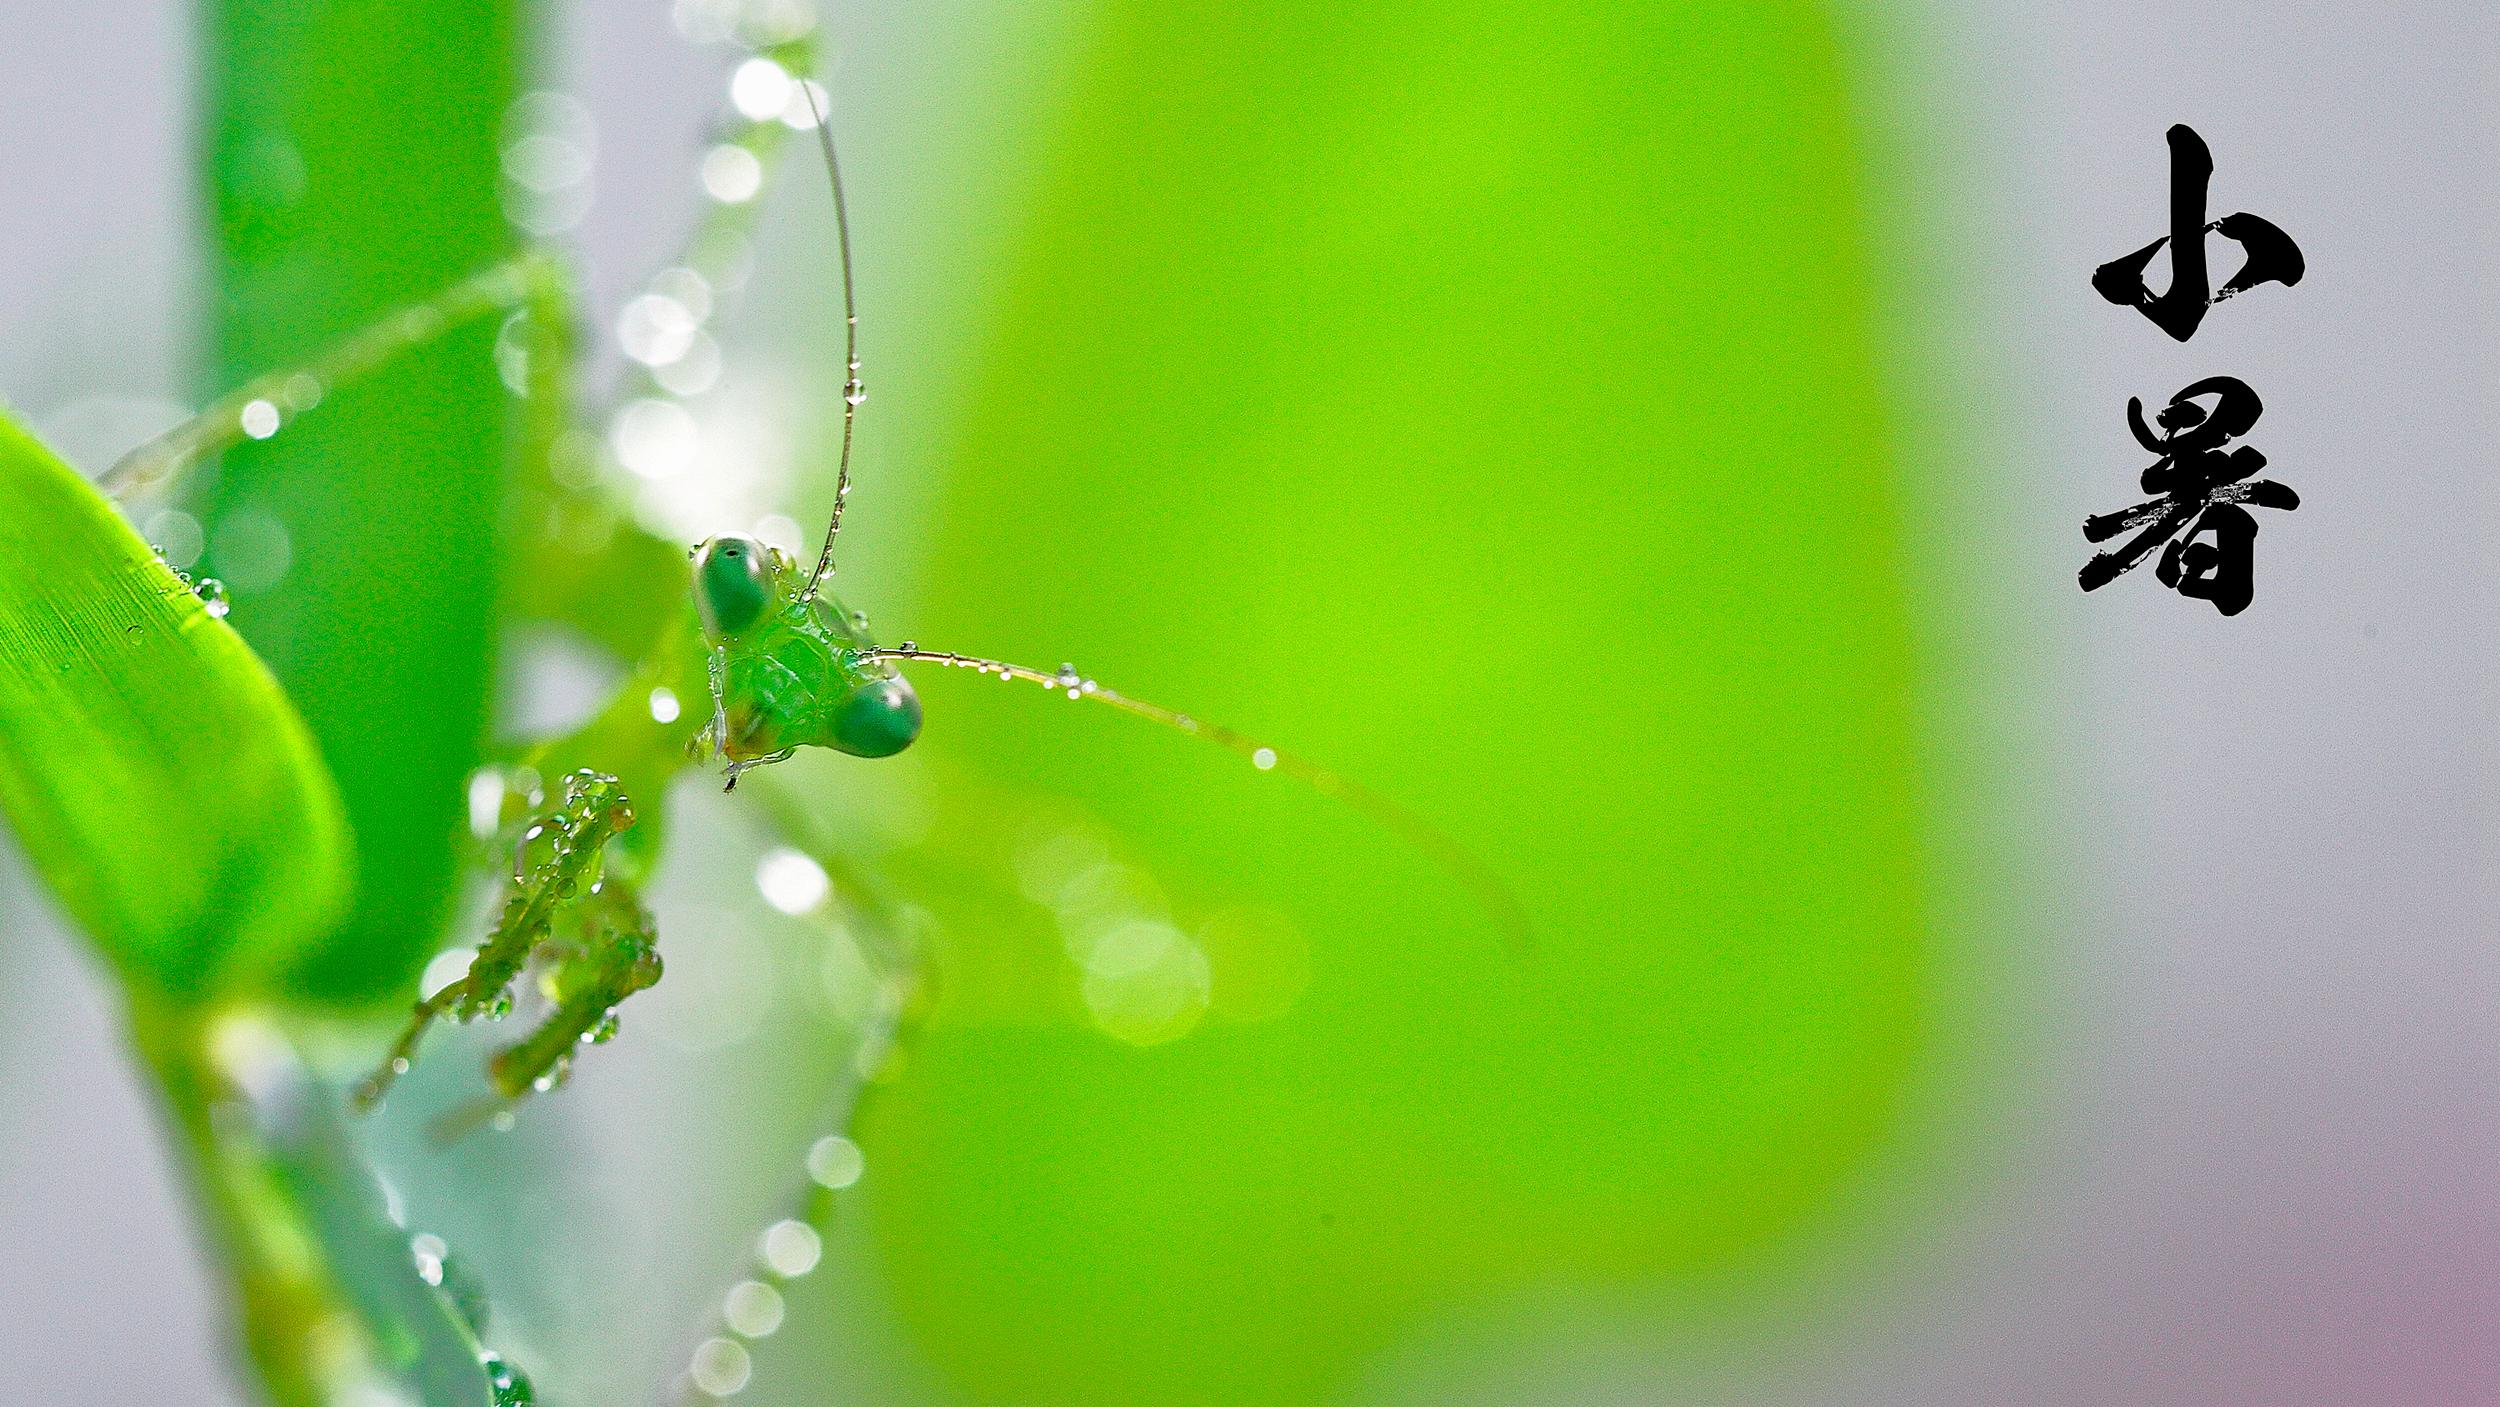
[691,533,921,760]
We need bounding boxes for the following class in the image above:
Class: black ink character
[2094,125,2305,342]
[2078,376,2298,616]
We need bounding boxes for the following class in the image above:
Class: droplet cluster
[354,770,654,1111]
[675,1136,869,1399]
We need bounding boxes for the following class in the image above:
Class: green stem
[129,997,503,1407]
[130,998,347,1407]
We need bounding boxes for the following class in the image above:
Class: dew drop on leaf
[480,1351,535,1407]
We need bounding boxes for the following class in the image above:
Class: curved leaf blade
[0,410,351,1002]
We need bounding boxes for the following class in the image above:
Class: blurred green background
[853,4,1946,1403]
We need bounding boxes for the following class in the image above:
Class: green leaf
[0,410,352,1002]
[201,0,524,1006]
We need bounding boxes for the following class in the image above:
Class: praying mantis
[103,23,1524,1126]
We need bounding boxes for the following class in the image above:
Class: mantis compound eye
[692,533,777,639]
[827,674,921,758]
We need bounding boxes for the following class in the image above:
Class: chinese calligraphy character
[2093,124,2306,342]
[2078,376,2297,616]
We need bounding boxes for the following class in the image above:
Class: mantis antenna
[867,647,1535,952]
[795,71,861,604]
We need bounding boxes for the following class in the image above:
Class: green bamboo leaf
[201,0,524,1007]
[0,409,351,1002]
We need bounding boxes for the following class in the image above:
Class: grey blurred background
[0,2,2493,1404]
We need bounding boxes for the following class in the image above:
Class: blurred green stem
[199,0,529,1006]
[132,999,499,1407]
[132,999,343,1407]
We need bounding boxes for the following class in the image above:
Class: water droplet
[757,847,830,914]
[898,640,916,652]
[759,1219,821,1277]
[689,1337,752,1397]
[1252,747,1277,770]
[723,1280,784,1338]
[194,577,231,618]
[503,124,591,205]
[480,1351,535,1407]
[211,506,293,592]
[500,95,594,237]
[549,1053,575,1089]
[488,313,534,397]
[585,1009,620,1044]
[411,1233,447,1286]
[619,291,701,367]
[513,822,561,881]
[652,266,713,322]
[238,399,281,440]
[781,79,830,131]
[648,686,683,724]
[850,609,870,631]
[843,378,867,406]
[1079,919,1212,1046]
[1055,663,1079,686]
[143,509,203,569]
[729,57,793,121]
[700,143,763,204]
[807,1134,864,1189]
[490,1109,518,1132]
[422,945,477,996]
